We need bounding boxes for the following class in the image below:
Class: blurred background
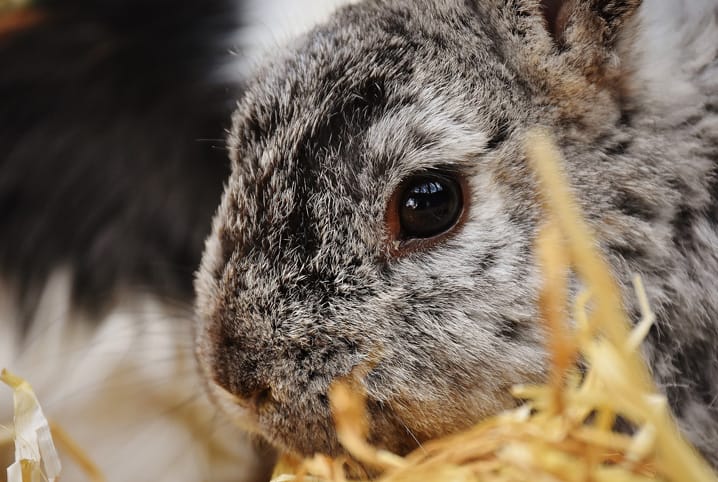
[0,0,349,480]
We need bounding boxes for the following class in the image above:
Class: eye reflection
[398,175,462,239]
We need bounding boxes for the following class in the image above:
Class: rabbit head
[194,0,676,459]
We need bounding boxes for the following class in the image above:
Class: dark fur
[0,0,240,314]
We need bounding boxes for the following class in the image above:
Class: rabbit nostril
[233,386,273,410]
[250,387,273,408]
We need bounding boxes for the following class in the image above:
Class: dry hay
[271,131,718,482]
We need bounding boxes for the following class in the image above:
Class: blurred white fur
[223,0,358,78]
[242,0,357,48]
[633,0,718,114]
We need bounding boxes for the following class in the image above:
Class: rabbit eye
[386,172,466,253]
[400,175,461,237]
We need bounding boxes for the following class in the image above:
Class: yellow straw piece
[49,422,106,482]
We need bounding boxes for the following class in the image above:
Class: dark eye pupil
[399,175,462,238]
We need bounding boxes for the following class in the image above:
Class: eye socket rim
[385,170,469,257]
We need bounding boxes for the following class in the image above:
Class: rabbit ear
[521,0,643,89]
[539,0,573,44]
[538,0,641,50]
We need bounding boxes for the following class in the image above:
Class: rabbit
[0,0,353,480]
[195,0,718,470]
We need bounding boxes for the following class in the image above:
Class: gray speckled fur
[195,0,718,466]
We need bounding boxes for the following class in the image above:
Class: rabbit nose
[235,385,273,410]
[213,372,275,411]
[213,361,274,409]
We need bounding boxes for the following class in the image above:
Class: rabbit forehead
[224,1,530,238]
[228,0,522,167]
